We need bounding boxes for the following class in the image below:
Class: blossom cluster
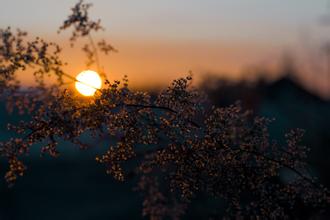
[0,1,328,219]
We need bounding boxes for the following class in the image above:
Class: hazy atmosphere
[0,1,329,219]
[1,0,329,96]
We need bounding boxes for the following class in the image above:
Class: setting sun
[75,70,102,96]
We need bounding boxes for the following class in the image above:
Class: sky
[0,0,329,95]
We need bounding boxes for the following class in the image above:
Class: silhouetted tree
[0,1,329,219]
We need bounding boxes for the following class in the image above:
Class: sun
[75,70,102,96]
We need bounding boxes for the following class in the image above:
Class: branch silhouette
[0,1,328,219]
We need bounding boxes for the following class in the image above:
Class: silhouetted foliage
[0,1,329,219]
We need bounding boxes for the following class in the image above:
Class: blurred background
[0,0,329,219]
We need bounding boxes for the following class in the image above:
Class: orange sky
[19,36,281,84]
[63,38,281,86]
[17,35,329,99]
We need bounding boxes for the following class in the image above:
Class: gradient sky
[0,0,329,95]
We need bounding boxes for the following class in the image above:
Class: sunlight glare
[75,70,102,96]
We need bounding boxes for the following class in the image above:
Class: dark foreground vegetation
[0,1,329,219]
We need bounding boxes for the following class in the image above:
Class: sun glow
[75,70,102,96]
